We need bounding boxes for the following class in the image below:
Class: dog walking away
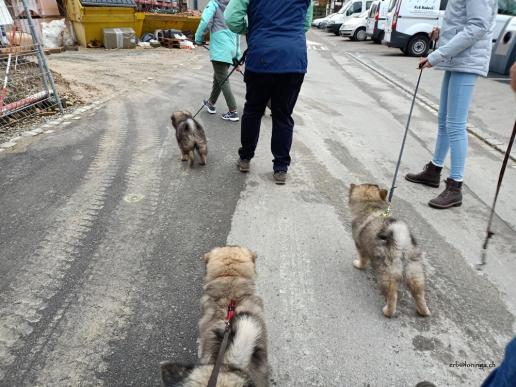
[160,246,269,387]
[171,111,208,167]
[349,184,431,318]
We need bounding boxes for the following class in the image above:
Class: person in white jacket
[405,0,498,209]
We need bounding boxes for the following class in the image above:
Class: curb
[345,52,516,163]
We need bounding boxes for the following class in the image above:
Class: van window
[366,1,373,10]
[368,3,377,17]
[439,0,448,11]
[352,2,363,13]
[499,0,516,15]
[388,0,397,12]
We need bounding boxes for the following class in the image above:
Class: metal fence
[0,0,62,133]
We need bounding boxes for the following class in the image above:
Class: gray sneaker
[222,111,239,122]
[273,171,287,185]
[203,99,216,114]
[237,158,250,172]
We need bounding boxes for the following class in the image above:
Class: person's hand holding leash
[418,57,432,69]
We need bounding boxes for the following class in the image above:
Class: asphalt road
[0,32,515,386]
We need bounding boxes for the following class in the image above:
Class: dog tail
[378,219,416,252]
[225,313,264,370]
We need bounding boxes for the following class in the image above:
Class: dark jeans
[239,71,305,172]
[209,61,237,112]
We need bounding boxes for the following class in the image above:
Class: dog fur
[171,110,208,167]
[161,246,269,387]
[349,183,431,318]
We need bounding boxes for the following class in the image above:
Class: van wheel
[354,27,367,41]
[373,31,384,44]
[407,34,431,57]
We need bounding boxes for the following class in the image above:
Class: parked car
[319,13,338,30]
[313,13,337,28]
[325,0,374,35]
[340,10,370,41]
[383,0,447,57]
[366,0,389,43]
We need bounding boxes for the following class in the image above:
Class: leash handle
[477,120,516,269]
[387,68,424,205]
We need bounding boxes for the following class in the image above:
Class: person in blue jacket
[195,0,241,122]
[225,0,314,184]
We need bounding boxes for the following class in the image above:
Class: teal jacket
[195,0,241,65]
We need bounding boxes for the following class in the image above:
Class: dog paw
[353,259,366,270]
[417,306,431,317]
[383,305,395,318]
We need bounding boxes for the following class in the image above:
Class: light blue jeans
[432,71,478,182]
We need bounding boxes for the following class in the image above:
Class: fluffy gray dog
[349,184,431,318]
[161,246,269,387]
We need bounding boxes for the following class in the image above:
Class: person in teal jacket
[195,0,241,122]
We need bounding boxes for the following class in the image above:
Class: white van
[325,0,374,35]
[366,0,389,43]
[340,10,370,40]
[383,0,447,56]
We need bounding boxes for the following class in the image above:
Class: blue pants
[432,71,478,181]
[239,71,304,172]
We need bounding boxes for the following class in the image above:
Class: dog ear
[160,361,194,386]
[379,189,388,201]
[170,114,177,128]
[350,183,356,192]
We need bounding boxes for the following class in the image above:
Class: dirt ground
[48,47,199,102]
[0,47,199,144]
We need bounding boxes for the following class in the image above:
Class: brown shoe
[237,158,250,173]
[428,178,462,209]
[273,171,287,185]
[405,162,442,188]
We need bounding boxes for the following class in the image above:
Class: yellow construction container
[66,0,144,47]
[142,13,201,34]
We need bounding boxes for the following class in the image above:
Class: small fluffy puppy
[171,111,208,167]
[349,184,431,318]
[161,246,269,387]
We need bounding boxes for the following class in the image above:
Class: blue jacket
[427,0,497,77]
[195,0,241,65]
[224,0,314,74]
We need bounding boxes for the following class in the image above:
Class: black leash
[478,120,516,269]
[207,300,237,387]
[385,67,424,214]
[192,49,248,119]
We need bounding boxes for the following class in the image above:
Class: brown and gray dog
[161,246,269,387]
[349,184,431,318]
[171,110,208,167]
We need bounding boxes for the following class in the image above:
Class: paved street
[0,30,515,386]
